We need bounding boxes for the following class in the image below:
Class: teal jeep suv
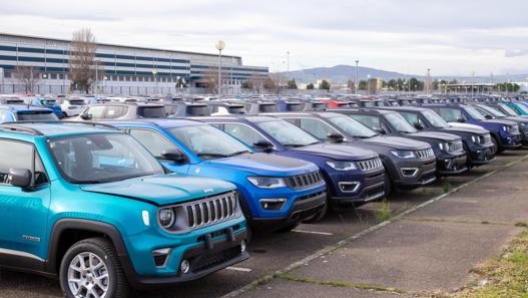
[0,122,249,297]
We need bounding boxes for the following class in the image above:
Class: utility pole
[355,60,359,96]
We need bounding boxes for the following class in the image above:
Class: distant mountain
[277,65,528,84]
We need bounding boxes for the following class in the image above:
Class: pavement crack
[275,273,409,294]
[403,218,514,227]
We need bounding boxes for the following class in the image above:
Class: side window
[0,111,14,123]
[129,129,179,157]
[223,123,267,147]
[0,140,47,186]
[85,106,106,120]
[298,118,338,140]
[105,106,128,119]
[438,108,462,122]
[350,115,380,130]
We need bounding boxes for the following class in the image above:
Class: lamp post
[42,74,47,94]
[215,40,226,99]
[355,60,359,96]
[0,67,4,94]
[152,70,158,95]
[94,60,99,96]
[103,76,108,94]
[176,76,181,94]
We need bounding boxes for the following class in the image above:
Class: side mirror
[253,140,274,153]
[80,113,92,120]
[161,149,187,163]
[456,117,466,123]
[413,122,424,130]
[484,114,493,120]
[373,127,386,135]
[9,168,31,189]
[326,133,344,143]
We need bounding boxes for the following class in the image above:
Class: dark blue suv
[109,119,327,231]
[197,115,387,217]
[424,104,522,154]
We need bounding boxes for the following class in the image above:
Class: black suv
[331,108,468,176]
[374,106,495,168]
[269,112,437,194]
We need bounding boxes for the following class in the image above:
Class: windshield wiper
[283,143,306,148]
[227,150,251,157]
[197,152,229,158]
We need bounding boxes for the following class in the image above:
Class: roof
[104,118,204,128]
[196,115,278,123]
[0,105,54,112]
[0,121,120,137]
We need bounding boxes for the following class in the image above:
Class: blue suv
[0,105,58,122]
[0,122,249,297]
[109,119,327,230]
[198,115,387,216]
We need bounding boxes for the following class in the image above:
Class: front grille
[480,133,492,144]
[183,192,238,229]
[285,171,323,189]
[509,125,520,134]
[190,246,242,273]
[416,148,435,159]
[357,157,383,171]
[449,140,463,152]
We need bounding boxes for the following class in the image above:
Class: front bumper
[326,168,386,206]
[436,151,468,175]
[500,132,522,149]
[467,142,495,166]
[387,157,437,189]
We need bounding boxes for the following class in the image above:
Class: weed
[443,179,452,193]
[375,198,392,222]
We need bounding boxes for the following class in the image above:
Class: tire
[491,135,503,154]
[302,202,328,223]
[383,173,393,198]
[59,237,130,298]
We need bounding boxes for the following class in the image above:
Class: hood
[292,143,378,161]
[448,122,485,130]
[360,135,430,150]
[81,174,235,206]
[506,116,528,124]
[483,119,517,126]
[408,131,460,142]
[208,152,318,176]
[442,125,489,134]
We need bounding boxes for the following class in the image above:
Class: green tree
[319,80,331,91]
[287,79,298,89]
[307,83,314,90]
[241,81,252,89]
[358,80,367,90]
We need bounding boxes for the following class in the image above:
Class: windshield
[384,112,417,133]
[169,125,250,159]
[498,104,517,116]
[257,119,320,147]
[325,115,377,138]
[477,105,505,117]
[49,133,164,184]
[464,106,485,120]
[514,103,528,114]
[69,99,86,105]
[17,111,58,121]
[422,110,449,128]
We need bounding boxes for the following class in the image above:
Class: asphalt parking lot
[1,150,527,298]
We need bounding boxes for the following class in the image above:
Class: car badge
[203,188,214,194]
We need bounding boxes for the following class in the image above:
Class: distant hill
[277,64,528,84]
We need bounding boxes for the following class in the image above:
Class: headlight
[158,208,175,229]
[247,176,286,188]
[390,150,417,159]
[520,122,527,127]
[326,161,357,171]
[471,135,478,143]
[502,126,507,131]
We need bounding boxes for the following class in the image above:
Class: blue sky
[1,0,528,77]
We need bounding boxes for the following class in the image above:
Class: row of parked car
[0,93,526,298]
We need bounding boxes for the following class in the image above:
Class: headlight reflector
[390,150,417,159]
[158,208,175,229]
[326,161,357,171]
[247,176,286,188]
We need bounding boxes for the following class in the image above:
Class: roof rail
[1,123,44,135]
[61,121,121,130]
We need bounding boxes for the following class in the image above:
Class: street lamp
[0,67,4,94]
[215,40,226,99]
[355,60,359,96]
[42,74,47,95]
[152,70,158,95]
[103,76,108,94]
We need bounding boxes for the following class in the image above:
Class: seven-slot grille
[449,140,463,152]
[416,148,435,159]
[285,171,323,189]
[183,191,238,229]
[479,133,492,144]
[357,157,383,171]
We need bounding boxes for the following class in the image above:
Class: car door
[0,139,51,262]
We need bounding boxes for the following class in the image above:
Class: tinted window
[17,111,58,121]
[298,118,338,140]
[137,106,167,118]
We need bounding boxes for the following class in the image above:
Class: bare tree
[247,75,268,94]
[202,67,219,94]
[12,65,40,93]
[265,73,286,94]
[69,28,98,93]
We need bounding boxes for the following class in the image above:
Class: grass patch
[451,229,528,298]
[374,198,392,222]
[443,179,452,193]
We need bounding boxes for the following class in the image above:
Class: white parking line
[226,266,253,272]
[292,229,334,236]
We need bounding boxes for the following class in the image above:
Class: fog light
[401,167,418,177]
[260,198,286,210]
[241,240,247,252]
[338,181,360,193]
[180,259,190,274]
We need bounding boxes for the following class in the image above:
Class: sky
[1,0,528,77]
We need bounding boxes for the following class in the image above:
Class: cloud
[505,49,528,57]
